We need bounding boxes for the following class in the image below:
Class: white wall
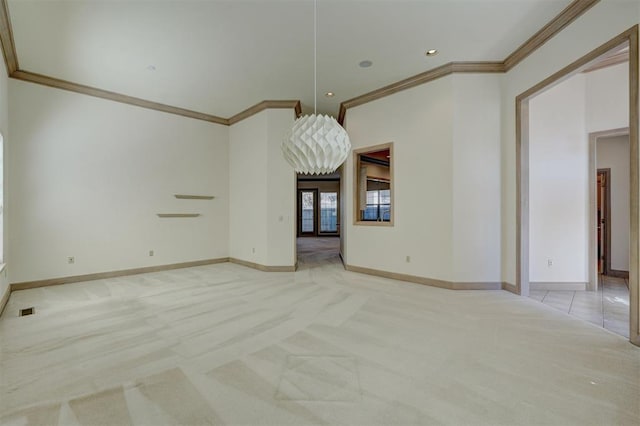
[587,62,629,133]
[529,74,588,283]
[500,0,640,286]
[597,135,630,272]
[266,109,296,266]
[229,112,269,264]
[345,77,454,281]
[229,108,295,267]
[452,74,502,283]
[8,80,229,283]
[345,74,502,284]
[0,62,9,298]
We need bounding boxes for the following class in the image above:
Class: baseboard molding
[10,258,229,291]
[0,283,10,317]
[344,264,501,290]
[229,258,296,272]
[608,269,629,279]
[530,282,587,291]
[501,282,519,294]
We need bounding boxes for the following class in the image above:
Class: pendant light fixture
[282,0,351,175]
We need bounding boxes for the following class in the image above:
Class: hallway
[296,237,341,270]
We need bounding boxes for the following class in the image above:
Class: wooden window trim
[353,142,394,227]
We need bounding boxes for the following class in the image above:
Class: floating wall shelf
[174,195,215,200]
[157,213,201,218]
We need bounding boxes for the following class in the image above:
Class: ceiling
[8,0,575,119]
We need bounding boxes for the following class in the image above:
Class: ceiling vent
[19,307,35,316]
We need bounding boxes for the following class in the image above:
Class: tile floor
[529,275,630,338]
[1,239,639,425]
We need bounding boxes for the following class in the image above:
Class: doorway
[295,173,342,269]
[296,177,340,237]
[517,27,639,345]
[589,129,631,290]
[515,26,640,346]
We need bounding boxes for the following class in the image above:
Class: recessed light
[146,65,157,71]
[425,49,438,56]
[359,60,373,68]
[325,92,335,97]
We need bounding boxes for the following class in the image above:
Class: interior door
[298,190,317,237]
[597,170,609,275]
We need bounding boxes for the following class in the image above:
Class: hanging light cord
[314,0,317,115]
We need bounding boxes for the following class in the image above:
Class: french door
[297,190,339,236]
[298,190,317,236]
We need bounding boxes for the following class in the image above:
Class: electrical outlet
[149,250,154,257]
[67,256,75,264]
[252,247,256,254]
[406,255,411,263]
[547,259,553,267]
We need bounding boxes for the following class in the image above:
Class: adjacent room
[1,1,639,425]
[296,172,342,269]
[526,47,631,337]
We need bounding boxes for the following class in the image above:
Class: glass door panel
[301,191,315,234]
[320,192,338,233]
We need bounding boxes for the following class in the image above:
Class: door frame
[597,168,612,279]
[296,179,342,237]
[589,129,630,290]
[516,26,639,346]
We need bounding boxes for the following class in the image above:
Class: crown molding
[449,62,506,73]
[516,25,636,102]
[12,70,231,124]
[0,0,17,74]
[338,61,504,124]
[0,0,601,127]
[503,0,600,71]
[12,68,300,126]
[228,100,302,125]
[338,0,600,125]
[0,0,299,126]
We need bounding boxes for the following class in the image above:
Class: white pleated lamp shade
[282,114,351,175]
